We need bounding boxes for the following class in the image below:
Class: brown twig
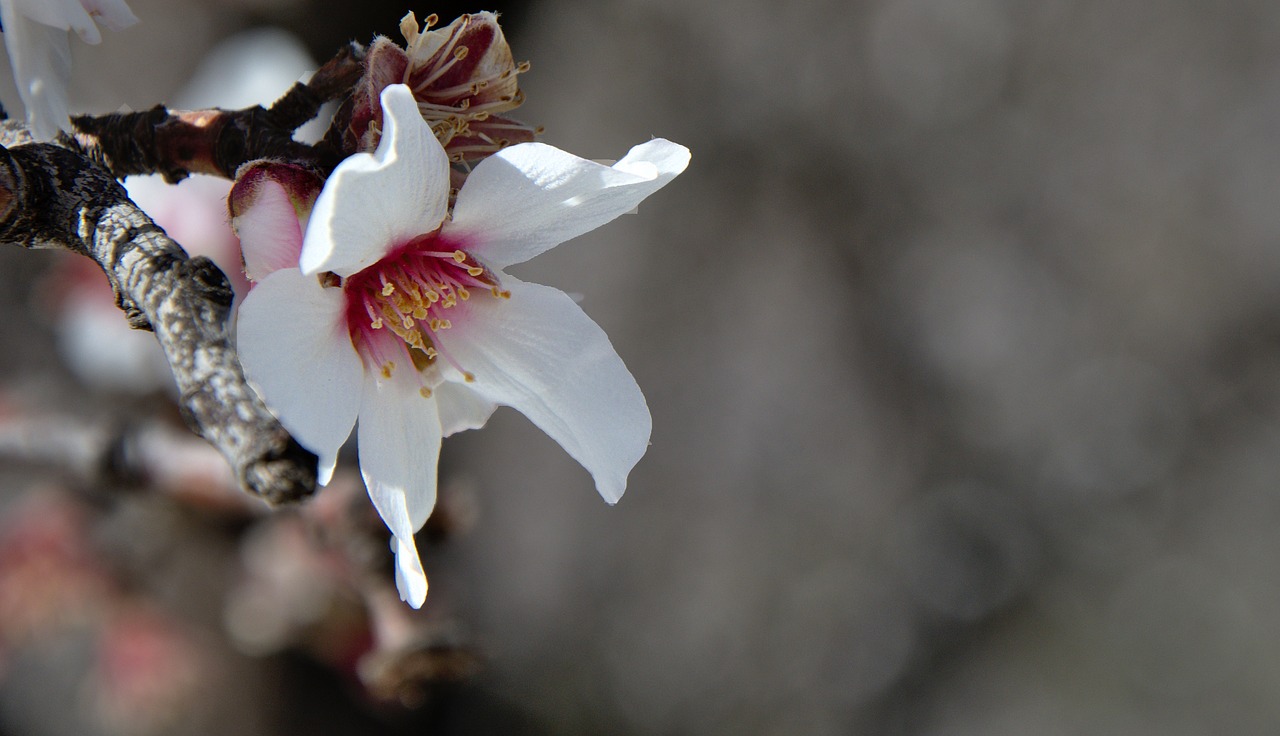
[0,139,315,504]
[69,41,365,182]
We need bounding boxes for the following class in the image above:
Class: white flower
[0,0,137,140]
[236,84,689,607]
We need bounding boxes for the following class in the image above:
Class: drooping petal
[1,6,74,141]
[392,535,428,608]
[446,138,690,270]
[437,278,650,504]
[237,269,363,479]
[300,84,450,277]
[433,381,498,437]
[357,368,442,608]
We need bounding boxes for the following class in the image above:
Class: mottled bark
[0,138,315,504]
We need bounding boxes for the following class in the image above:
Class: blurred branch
[0,407,261,512]
[0,140,315,504]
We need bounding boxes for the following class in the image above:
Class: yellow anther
[402,316,415,329]
[426,347,438,359]
[463,371,475,383]
[425,289,439,303]
[419,387,433,399]
[381,362,395,379]
[370,317,383,329]
[457,287,470,301]
[430,319,444,331]
[499,290,511,299]
[382,282,395,296]
[412,306,429,320]
[467,266,484,277]
[453,250,467,263]
[424,12,438,27]
[491,286,501,297]
[454,46,469,60]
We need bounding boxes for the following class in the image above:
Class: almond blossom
[236,84,688,607]
[0,0,138,140]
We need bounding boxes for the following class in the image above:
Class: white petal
[393,535,428,608]
[433,381,498,437]
[2,6,73,141]
[447,139,690,270]
[357,367,441,607]
[234,179,304,282]
[8,0,93,37]
[300,84,450,277]
[357,366,442,535]
[237,268,363,477]
[78,0,138,34]
[437,278,650,503]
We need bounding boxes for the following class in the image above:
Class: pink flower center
[342,233,508,385]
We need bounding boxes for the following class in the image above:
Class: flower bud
[229,161,324,283]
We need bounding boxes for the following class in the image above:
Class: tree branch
[68,41,365,182]
[0,138,316,504]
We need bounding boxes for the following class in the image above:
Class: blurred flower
[237,84,688,607]
[0,492,110,651]
[0,0,137,140]
[90,604,204,736]
[348,11,539,184]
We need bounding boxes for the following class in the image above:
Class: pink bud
[229,161,324,283]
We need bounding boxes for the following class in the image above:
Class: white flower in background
[237,84,689,607]
[0,0,137,140]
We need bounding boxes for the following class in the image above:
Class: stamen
[346,238,503,383]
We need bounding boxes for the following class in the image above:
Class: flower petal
[232,179,304,282]
[1,6,73,141]
[78,0,138,34]
[446,138,690,270]
[300,84,450,277]
[8,0,94,38]
[433,381,498,437]
[437,278,650,503]
[393,535,428,608]
[237,268,362,478]
[357,368,442,608]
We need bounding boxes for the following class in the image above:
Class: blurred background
[0,0,1277,733]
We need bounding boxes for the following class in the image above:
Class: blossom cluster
[1,6,689,608]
